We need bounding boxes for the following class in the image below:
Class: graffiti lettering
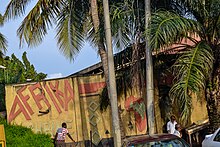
[8,80,106,122]
[29,82,51,110]
[17,86,34,115]
[29,119,73,136]
[9,95,31,122]
[9,79,74,122]
[49,81,64,108]
[44,83,62,113]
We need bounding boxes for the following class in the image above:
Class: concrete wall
[5,75,147,145]
[5,74,208,145]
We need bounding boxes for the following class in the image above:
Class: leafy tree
[0,52,47,111]
[148,0,219,131]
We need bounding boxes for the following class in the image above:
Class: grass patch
[0,118,53,147]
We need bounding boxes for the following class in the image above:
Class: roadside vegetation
[0,118,53,147]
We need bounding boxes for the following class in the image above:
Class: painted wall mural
[8,79,74,122]
[8,79,106,123]
[5,74,208,145]
[125,96,147,132]
[5,75,147,143]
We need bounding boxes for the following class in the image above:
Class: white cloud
[46,73,63,79]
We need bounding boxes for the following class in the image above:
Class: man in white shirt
[167,115,177,134]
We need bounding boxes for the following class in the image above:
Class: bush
[0,118,53,147]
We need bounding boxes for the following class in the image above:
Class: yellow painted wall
[5,75,148,144]
[5,74,208,144]
[5,78,79,142]
[190,92,208,124]
[0,125,6,147]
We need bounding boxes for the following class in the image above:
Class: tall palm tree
[4,0,122,142]
[110,0,179,134]
[148,0,219,131]
[145,0,155,135]
[103,1,121,146]
[0,14,7,59]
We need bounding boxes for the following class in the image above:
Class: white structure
[0,65,6,69]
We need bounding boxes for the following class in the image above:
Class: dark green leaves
[56,0,88,61]
[170,41,213,121]
[149,11,201,52]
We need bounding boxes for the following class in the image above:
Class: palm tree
[145,0,155,135]
[148,0,219,131]
[103,1,121,146]
[4,0,122,142]
[110,0,179,134]
[0,13,7,59]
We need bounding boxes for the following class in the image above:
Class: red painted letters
[8,95,31,122]
[8,80,106,122]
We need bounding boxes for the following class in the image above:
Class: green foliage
[0,52,47,84]
[0,52,47,111]
[0,118,53,147]
[170,41,213,121]
[0,13,7,57]
[149,11,201,52]
[148,0,220,123]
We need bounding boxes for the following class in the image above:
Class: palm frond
[0,33,7,52]
[0,14,4,26]
[56,0,88,61]
[4,0,32,20]
[149,11,201,52]
[16,0,63,47]
[110,4,133,50]
[169,41,214,122]
[86,23,99,49]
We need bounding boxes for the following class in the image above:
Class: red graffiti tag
[49,81,64,108]
[44,83,62,113]
[64,80,74,111]
[17,86,34,115]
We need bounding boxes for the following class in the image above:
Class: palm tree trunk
[145,0,155,135]
[206,68,220,133]
[91,0,122,145]
[90,0,109,88]
[103,0,121,146]
[103,0,121,147]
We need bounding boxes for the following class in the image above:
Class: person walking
[54,122,75,147]
[167,115,177,134]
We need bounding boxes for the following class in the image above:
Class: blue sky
[0,1,100,78]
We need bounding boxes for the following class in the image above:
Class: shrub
[0,118,53,147]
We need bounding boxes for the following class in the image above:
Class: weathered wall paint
[5,75,147,144]
[5,74,208,144]
[6,78,78,142]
